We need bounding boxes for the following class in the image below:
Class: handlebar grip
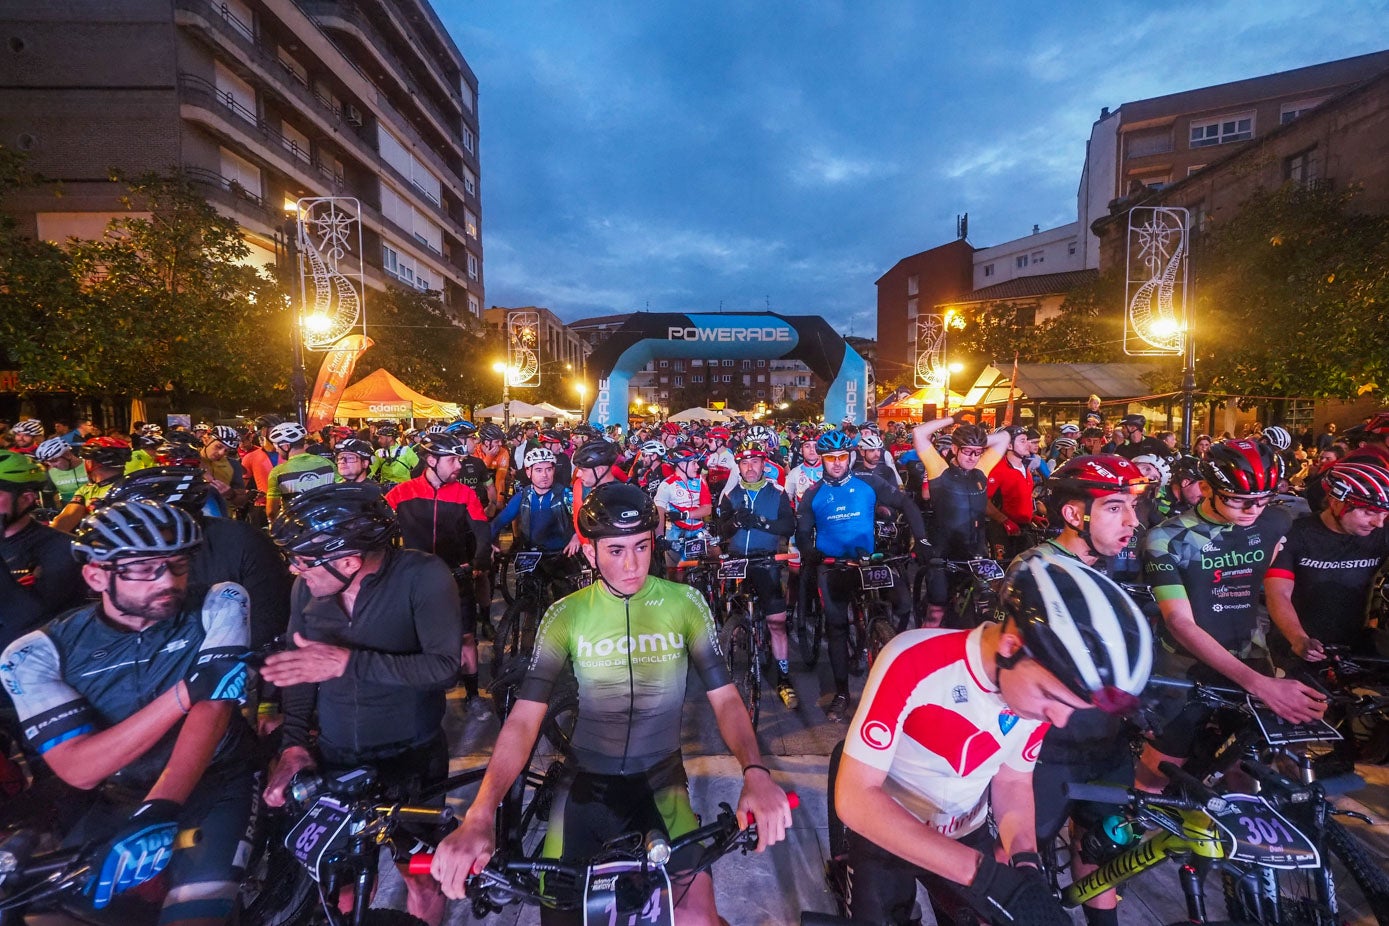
[1144,675,1195,691]
[745,791,799,826]
[1238,760,1303,795]
[382,805,455,825]
[407,852,434,876]
[1158,761,1221,803]
[1063,782,1132,805]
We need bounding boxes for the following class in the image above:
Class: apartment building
[873,239,974,387]
[0,0,483,318]
[483,306,591,374]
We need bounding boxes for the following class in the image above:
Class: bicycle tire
[498,554,518,604]
[238,843,316,926]
[491,597,533,684]
[846,602,866,678]
[865,613,896,672]
[1222,822,1389,926]
[798,591,823,669]
[1325,818,1389,924]
[720,616,760,731]
[541,691,579,758]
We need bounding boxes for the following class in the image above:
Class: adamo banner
[307,334,373,432]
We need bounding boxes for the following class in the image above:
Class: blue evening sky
[440,1,1385,332]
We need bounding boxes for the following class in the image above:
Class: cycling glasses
[104,555,193,582]
[820,451,850,462]
[285,550,361,571]
[1216,493,1272,511]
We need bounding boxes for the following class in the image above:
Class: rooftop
[949,269,1099,305]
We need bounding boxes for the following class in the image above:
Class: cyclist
[449,421,501,516]
[1265,460,1389,660]
[333,437,375,484]
[985,425,1043,560]
[705,426,736,494]
[717,444,798,707]
[785,433,824,620]
[385,433,491,719]
[1137,438,1327,792]
[831,555,1150,926]
[371,423,418,485]
[491,446,575,563]
[102,466,291,648]
[568,438,624,553]
[263,421,336,521]
[852,432,901,486]
[911,418,1005,627]
[630,439,670,496]
[796,430,928,721]
[199,425,248,508]
[35,436,89,507]
[430,482,792,922]
[538,429,574,487]
[261,484,460,926]
[472,423,511,499]
[0,500,255,923]
[7,418,44,454]
[1023,455,1151,926]
[1162,454,1204,519]
[1079,426,1107,457]
[49,436,133,533]
[1,451,85,647]
[655,444,712,566]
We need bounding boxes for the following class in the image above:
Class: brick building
[873,238,974,388]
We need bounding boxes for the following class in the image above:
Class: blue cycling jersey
[797,473,910,559]
[491,486,573,552]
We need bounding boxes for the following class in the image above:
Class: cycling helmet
[816,430,852,454]
[12,419,43,438]
[79,436,133,467]
[334,438,375,461]
[1199,439,1284,497]
[667,444,703,466]
[735,445,767,462]
[640,440,667,458]
[1048,455,1151,499]
[329,425,355,440]
[139,423,163,438]
[0,450,48,491]
[1120,414,1147,430]
[35,437,73,463]
[572,423,599,439]
[270,483,397,557]
[1050,437,1078,455]
[708,427,731,442]
[572,439,619,469]
[478,424,505,442]
[999,424,1028,440]
[999,555,1153,714]
[445,420,478,437]
[540,429,565,444]
[103,466,214,514]
[1261,425,1293,452]
[268,421,308,446]
[193,421,213,434]
[857,433,884,451]
[1130,452,1172,489]
[932,434,955,454]
[306,442,335,460]
[577,482,659,540]
[72,499,203,564]
[1169,455,1202,486]
[524,447,557,468]
[253,414,284,431]
[376,424,400,439]
[417,433,467,458]
[660,422,682,436]
[425,424,448,434]
[1323,461,1389,511]
[746,425,774,447]
[1059,424,1080,437]
[156,438,204,467]
[951,424,988,448]
[210,425,241,448]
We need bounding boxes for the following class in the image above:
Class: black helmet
[253,414,285,431]
[1169,454,1203,486]
[1199,439,1284,497]
[103,466,214,515]
[577,482,658,540]
[478,423,505,442]
[334,438,375,461]
[72,499,202,564]
[417,433,467,458]
[1120,413,1147,430]
[999,555,1152,714]
[950,424,988,449]
[572,439,619,469]
[270,483,397,558]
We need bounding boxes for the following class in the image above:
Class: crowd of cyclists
[0,402,1387,926]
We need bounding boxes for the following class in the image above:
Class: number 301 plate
[859,565,894,589]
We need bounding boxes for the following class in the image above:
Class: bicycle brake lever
[1330,808,1376,825]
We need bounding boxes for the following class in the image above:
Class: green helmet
[0,450,47,492]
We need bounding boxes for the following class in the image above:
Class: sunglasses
[286,550,358,571]
[1217,493,1272,511]
[821,452,850,462]
[955,448,985,458]
[105,555,193,582]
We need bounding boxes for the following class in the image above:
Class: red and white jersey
[706,447,736,474]
[844,625,1048,838]
[654,475,710,531]
[785,462,823,510]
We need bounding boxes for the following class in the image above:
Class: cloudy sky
[440,1,1386,333]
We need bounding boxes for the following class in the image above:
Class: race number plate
[1209,793,1320,869]
[875,521,898,539]
[575,568,595,590]
[514,551,543,574]
[718,558,748,580]
[859,564,894,589]
[682,537,707,558]
[968,559,1005,582]
[1248,696,1342,745]
[285,795,353,881]
[583,859,673,926]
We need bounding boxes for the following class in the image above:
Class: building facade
[483,306,591,376]
[873,238,974,388]
[0,0,483,318]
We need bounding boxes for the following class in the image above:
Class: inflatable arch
[584,312,868,432]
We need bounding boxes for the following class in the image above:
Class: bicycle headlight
[645,831,671,867]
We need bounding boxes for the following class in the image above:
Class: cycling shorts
[746,562,787,616]
[843,820,993,926]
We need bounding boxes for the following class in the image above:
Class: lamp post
[492,361,511,430]
[575,382,587,420]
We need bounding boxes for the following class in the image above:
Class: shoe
[464,695,491,721]
[849,648,867,677]
[826,693,851,723]
[776,678,800,710]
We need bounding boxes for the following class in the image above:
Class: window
[464,209,478,239]
[1126,128,1173,158]
[907,274,919,296]
[462,125,475,154]
[466,252,479,280]
[693,375,704,384]
[658,375,668,384]
[756,374,765,383]
[281,121,311,163]
[983,263,994,278]
[756,390,766,398]
[757,359,766,368]
[380,184,442,254]
[723,375,733,384]
[213,62,256,122]
[1015,305,1037,327]
[1190,112,1253,148]
[907,296,918,319]
[218,146,261,199]
[674,376,683,387]
[1280,98,1325,125]
[220,0,255,41]
[277,48,308,86]
[691,359,702,367]
[462,166,476,197]
[741,360,752,371]
[1015,255,1028,269]
[1067,241,1077,256]
[1285,148,1319,187]
[722,359,734,367]
[459,80,475,113]
[467,294,479,316]
[1030,250,1044,264]
[673,360,684,372]
[659,360,668,369]
[381,242,433,291]
[742,375,751,386]
[1187,164,1206,176]
[377,127,441,204]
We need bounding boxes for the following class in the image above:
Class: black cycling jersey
[0,520,85,649]
[278,548,462,765]
[852,459,900,486]
[192,515,292,648]
[1267,513,1389,651]
[456,454,494,508]
[926,466,988,561]
[0,583,254,790]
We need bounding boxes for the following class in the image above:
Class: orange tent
[334,369,460,420]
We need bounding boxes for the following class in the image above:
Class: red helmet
[1047,454,1151,499]
[1199,439,1284,497]
[734,446,767,463]
[1323,461,1389,511]
[660,422,682,436]
[78,436,133,467]
[708,427,730,441]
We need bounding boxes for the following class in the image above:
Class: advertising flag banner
[307,334,373,432]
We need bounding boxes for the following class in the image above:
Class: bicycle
[464,794,799,925]
[490,549,591,683]
[913,556,1005,629]
[794,559,826,668]
[821,553,911,675]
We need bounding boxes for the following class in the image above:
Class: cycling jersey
[843,625,1048,837]
[853,458,901,487]
[784,461,823,509]
[985,457,1034,527]
[0,520,85,649]
[927,466,989,560]
[0,583,253,790]
[240,446,279,492]
[72,477,116,508]
[371,444,419,485]
[193,515,292,648]
[456,454,495,509]
[718,480,794,556]
[475,444,511,497]
[517,575,730,775]
[44,464,88,505]
[124,449,157,475]
[654,474,710,532]
[264,452,336,502]
[278,549,461,766]
[1141,502,1285,654]
[491,486,574,552]
[1266,513,1389,650]
[386,476,490,569]
[796,472,925,559]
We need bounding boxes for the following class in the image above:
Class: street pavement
[366,626,1389,926]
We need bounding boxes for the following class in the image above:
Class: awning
[334,368,461,420]
[475,400,553,420]
[959,362,1166,407]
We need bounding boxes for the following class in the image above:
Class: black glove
[965,853,1070,926]
[91,799,181,909]
[184,654,250,705]
[732,509,757,529]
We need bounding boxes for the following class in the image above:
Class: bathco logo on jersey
[667,326,791,342]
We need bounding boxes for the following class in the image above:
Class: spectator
[1317,422,1339,451]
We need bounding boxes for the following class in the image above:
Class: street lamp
[492,361,513,430]
[575,382,587,420]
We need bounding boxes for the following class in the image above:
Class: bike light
[288,772,323,805]
[645,832,671,867]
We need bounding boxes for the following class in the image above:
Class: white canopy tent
[669,406,733,422]
[474,400,552,421]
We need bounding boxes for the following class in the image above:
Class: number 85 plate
[285,795,353,881]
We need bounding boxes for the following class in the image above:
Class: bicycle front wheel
[720,616,761,731]
[798,589,823,668]
[865,609,896,672]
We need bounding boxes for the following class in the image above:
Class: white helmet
[35,436,71,463]
[1131,453,1171,488]
[12,419,44,438]
[524,447,557,468]
[857,433,884,451]
[1262,426,1292,452]
[269,421,308,446]
[640,441,667,458]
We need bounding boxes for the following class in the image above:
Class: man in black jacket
[0,450,84,649]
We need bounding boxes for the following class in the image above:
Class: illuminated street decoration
[506,310,540,387]
[914,314,946,388]
[295,197,366,350]
[1124,206,1188,356]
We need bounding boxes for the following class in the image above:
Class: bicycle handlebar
[675,552,791,568]
[1062,781,1206,814]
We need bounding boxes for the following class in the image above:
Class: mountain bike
[794,560,826,668]
[698,552,790,731]
[822,553,910,675]
[491,549,591,682]
[913,557,1005,629]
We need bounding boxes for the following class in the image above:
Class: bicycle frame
[1064,806,1226,910]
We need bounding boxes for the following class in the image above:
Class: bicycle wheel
[720,616,761,731]
[846,602,867,678]
[798,588,823,668]
[491,598,533,683]
[497,553,518,604]
[1322,818,1389,924]
[865,610,896,672]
